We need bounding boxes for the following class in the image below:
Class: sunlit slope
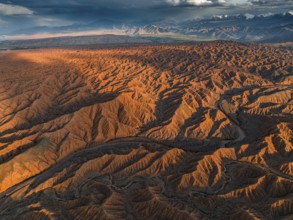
[0,42,292,219]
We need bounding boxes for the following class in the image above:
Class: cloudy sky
[0,0,292,37]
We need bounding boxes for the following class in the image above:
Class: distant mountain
[131,25,161,35]
[157,12,293,42]
[110,25,165,36]
[0,12,292,48]
[0,33,200,50]
[0,35,152,50]
[119,12,292,43]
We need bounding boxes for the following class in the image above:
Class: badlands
[0,42,292,219]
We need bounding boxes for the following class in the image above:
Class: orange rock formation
[0,42,292,219]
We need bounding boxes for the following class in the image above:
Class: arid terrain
[0,42,292,219]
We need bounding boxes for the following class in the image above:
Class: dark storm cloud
[0,0,292,36]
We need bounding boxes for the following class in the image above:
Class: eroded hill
[0,42,292,219]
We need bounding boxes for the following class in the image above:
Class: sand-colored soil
[0,42,292,219]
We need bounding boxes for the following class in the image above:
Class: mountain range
[131,12,293,43]
[0,12,292,49]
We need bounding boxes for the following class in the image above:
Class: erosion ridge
[0,42,292,219]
